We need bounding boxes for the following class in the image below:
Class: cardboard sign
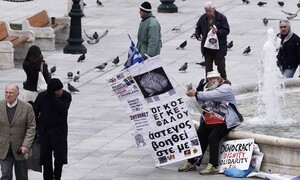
[219,138,254,172]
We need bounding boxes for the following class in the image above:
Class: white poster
[219,138,254,172]
[106,56,202,166]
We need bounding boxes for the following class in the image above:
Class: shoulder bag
[37,62,47,92]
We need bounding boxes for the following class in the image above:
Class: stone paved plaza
[1,0,300,179]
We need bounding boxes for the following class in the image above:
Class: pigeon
[186,83,193,90]
[73,71,80,82]
[242,0,250,4]
[84,30,108,45]
[50,65,56,75]
[176,40,187,50]
[282,10,295,16]
[68,83,79,93]
[263,18,268,26]
[196,61,205,66]
[277,1,284,7]
[93,32,99,39]
[67,72,73,79]
[112,56,120,65]
[257,1,267,6]
[96,0,103,6]
[172,24,182,32]
[95,63,108,71]
[227,41,233,49]
[77,53,85,62]
[282,9,300,20]
[298,2,300,8]
[83,2,86,6]
[179,62,188,72]
[243,46,251,55]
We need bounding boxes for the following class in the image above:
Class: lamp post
[158,0,178,13]
[64,0,87,54]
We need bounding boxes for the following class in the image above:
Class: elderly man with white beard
[178,71,243,175]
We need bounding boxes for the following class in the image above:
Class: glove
[196,79,206,91]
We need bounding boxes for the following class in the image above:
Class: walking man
[276,20,300,78]
[0,83,36,180]
[195,1,230,80]
[137,1,162,60]
[34,78,72,180]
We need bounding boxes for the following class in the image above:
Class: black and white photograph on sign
[135,134,146,148]
[133,67,174,99]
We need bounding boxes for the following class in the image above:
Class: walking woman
[22,45,51,104]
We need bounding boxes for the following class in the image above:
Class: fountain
[228,28,300,175]
[191,28,300,175]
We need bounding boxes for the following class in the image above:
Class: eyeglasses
[280,26,287,28]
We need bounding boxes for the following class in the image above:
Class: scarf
[279,30,293,45]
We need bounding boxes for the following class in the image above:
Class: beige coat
[0,99,36,160]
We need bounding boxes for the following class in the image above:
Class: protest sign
[219,138,254,172]
[106,56,202,166]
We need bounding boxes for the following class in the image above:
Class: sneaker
[199,163,219,175]
[178,161,196,172]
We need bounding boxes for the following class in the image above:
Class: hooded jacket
[277,31,300,70]
[195,83,242,129]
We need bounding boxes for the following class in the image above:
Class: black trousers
[43,161,63,180]
[204,49,227,80]
[188,122,230,167]
[40,131,67,180]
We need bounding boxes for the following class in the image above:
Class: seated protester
[178,71,243,175]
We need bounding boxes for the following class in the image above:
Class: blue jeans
[281,69,295,78]
[0,148,28,180]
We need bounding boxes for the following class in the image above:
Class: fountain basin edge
[227,130,300,175]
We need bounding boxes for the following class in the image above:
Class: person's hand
[186,89,196,97]
[212,25,218,34]
[20,146,30,159]
[212,28,217,34]
[21,146,29,154]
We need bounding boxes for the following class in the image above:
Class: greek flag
[124,34,144,69]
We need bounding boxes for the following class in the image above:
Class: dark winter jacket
[277,32,300,70]
[195,10,230,59]
[33,90,71,164]
[23,61,51,91]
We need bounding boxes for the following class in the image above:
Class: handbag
[22,89,38,103]
[37,63,47,92]
[27,139,42,172]
[204,29,219,50]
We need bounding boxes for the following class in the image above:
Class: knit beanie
[47,78,63,94]
[140,1,152,12]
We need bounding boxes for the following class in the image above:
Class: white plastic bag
[204,29,219,50]
[250,143,264,171]
[21,89,38,103]
[37,63,47,92]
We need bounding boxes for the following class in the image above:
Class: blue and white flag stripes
[124,34,144,69]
